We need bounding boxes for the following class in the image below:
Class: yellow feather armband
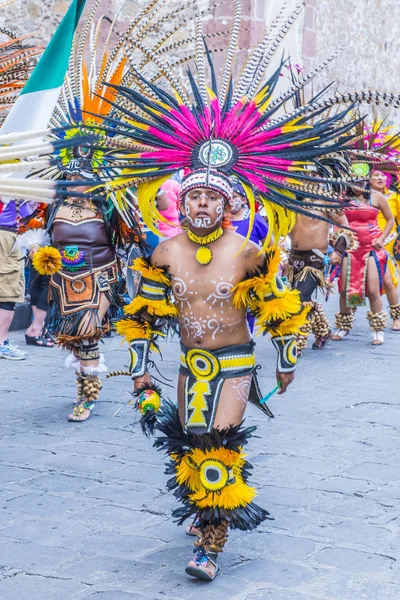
[130,257,171,285]
[32,246,62,276]
[114,317,164,347]
[124,295,178,318]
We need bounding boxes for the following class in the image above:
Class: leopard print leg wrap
[195,520,229,554]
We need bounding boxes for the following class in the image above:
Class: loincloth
[47,262,119,348]
[179,341,256,434]
[288,249,327,291]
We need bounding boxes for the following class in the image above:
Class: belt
[0,225,17,233]
[180,341,255,381]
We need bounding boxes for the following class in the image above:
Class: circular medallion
[287,339,298,365]
[351,162,370,177]
[271,274,286,297]
[195,246,213,265]
[199,139,233,168]
[199,458,229,491]
[71,279,87,294]
[186,348,220,381]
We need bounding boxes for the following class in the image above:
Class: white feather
[81,354,108,375]
[17,229,50,254]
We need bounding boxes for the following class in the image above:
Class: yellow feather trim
[115,319,152,342]
[253,290,302,323]
[131,257,170,285]
[232,248,282,309]
[32,246,62,276]
[175,447,257,510]
[114,318,164,347]
[124,295,178,318]
[265,305,311,337]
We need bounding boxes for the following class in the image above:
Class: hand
[330,250,341,265]
[371,236,384,250]
[28,244,40,259]
[276,370,294,394]
[134,373,152,391]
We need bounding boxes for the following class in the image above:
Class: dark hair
[347,181,369,199]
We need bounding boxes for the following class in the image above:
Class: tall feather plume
[245,1,305,101]
[195,11,207,103]
[233,2,288,103]
[267,48,343,114]
[219,0,241,105]
[75,0,102,107]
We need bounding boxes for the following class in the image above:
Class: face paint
[229,196,244,214]
[184,187,225,229]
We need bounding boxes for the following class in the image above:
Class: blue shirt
[231,213,269,245]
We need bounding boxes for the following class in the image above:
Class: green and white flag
[0,0,86,134]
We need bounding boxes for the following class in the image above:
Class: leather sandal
[331,329,349,341]
[185,548,220,581]
[68,401,95,422]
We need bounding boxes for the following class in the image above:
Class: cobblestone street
[0,299,399,600]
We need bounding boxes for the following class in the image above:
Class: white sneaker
[0,340,28,360]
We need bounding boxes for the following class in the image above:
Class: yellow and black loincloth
[179,341,256,434]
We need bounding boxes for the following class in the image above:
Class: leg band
[294,301,313,352]
[311,302,331,338]
[367,310,388,331]
[78,341,100,364]
[81,374,102,402]
[389,304,400,320]
[334,311,355,332]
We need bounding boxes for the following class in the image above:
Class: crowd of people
[1,0,400,585]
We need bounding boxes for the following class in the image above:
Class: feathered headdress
[0,6,100,206]
[78,0,362,249]
[344,117,400,179]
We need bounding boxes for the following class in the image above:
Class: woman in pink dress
[332,181,394,345]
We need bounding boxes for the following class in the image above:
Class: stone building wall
[1,0,399,123]
[303,0,400,124]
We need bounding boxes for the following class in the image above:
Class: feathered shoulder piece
[131,257,172,286]
[232,248,309,336]
[118,256,177,331]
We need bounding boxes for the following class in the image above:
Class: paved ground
[0,298,399,600]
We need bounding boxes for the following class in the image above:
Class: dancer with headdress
[89,0,364,580]
[18,5,145,420]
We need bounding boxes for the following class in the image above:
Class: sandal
[371,331,384,346]
[25,334,54,347]
[392,318,400,331]
[312,329,331,349]
[68,401,95,422]
[185,548,220,581]
[186,515,201,537]
[331,329,349,341]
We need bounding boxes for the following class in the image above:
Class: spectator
[0,200,29,360]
